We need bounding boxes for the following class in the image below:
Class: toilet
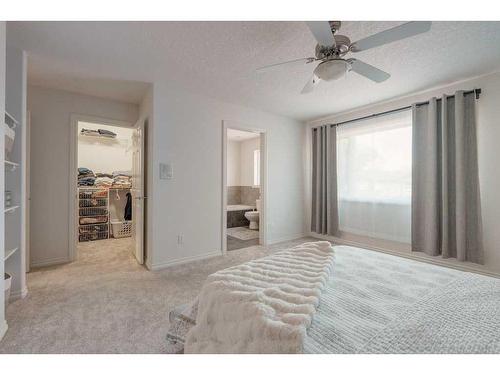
[245,199,260,230]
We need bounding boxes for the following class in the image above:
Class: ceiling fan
[256,21,432,94]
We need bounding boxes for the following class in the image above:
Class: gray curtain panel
[311,125,339,235]
[412,90,483,263]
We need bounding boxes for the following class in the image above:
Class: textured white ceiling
[28,62,150,104]
[8,21,500,120]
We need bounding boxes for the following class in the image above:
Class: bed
[166,244,500,354]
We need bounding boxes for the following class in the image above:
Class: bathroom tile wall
[227,186,260,206]
[227,209,252,228]
[241,186,260,206]
[227,186,241,205]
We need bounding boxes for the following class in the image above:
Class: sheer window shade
[337,110,412,243]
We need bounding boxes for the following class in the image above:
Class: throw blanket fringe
[184,241,334,353]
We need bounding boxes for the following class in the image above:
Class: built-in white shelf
[4,53,29,307]
[79,132,130,149]
[4,205,20,214]
[5,160,20,171]
[79,133,128,141]
[4,247,19,261]
[5,111,19,127]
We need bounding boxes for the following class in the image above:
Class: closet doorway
[69,115,146,266]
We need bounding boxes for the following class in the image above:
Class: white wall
[227,137,259,187]
[77,122,133,174]
[148,82,304,269]
[305,70,500,274]
[27,86,138,267]
[227,140,240,186]
[240,138,260,187]
[0,21,7,340]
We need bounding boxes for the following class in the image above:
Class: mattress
[305,245,500,354]
[166,244,500,354]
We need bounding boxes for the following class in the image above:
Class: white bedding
[304,245,500,354]
[168,243,500,354]
[184,241,334,354]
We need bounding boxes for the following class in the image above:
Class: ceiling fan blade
[306,21,336,47]
[256,57,316,73]
[301,75,320,94]
[348,59,390,83]
[351,21,431,52]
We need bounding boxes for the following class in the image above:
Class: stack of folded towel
[95,173,113,179]
[97,129,117,138]
[78,167,96,186]
[112,171,132,188]
[94,172,114,188]
[95,177,113,188]
[78,169,133,188]
[80,128,117,138]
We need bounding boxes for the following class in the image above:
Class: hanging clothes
[124,192,132,221]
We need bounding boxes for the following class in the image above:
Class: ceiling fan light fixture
[313,59,349,81]
[258,21,432,93]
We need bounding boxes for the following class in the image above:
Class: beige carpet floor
[0,237,313,353]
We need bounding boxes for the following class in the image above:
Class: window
[337,110,412,243]
[253,149,260,186]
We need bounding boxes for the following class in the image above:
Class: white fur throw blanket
[184,241,334,354]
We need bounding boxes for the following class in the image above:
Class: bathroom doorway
[221,121,267,253]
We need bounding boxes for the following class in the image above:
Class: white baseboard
[30,256,70,269]
[0,320,8,342]
[338,226,410,245]
[267,233,306,245]
[309,232,500,279]
[9,286,28,302]
[150,251,221,271]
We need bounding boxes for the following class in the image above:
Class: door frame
[68,114,136,262]
[221,120,268,255]
[131,118,146,265]
[25,110,31,272]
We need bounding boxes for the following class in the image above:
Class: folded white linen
[184,241,334,353]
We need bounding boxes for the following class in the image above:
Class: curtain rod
[328,88,481,128]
